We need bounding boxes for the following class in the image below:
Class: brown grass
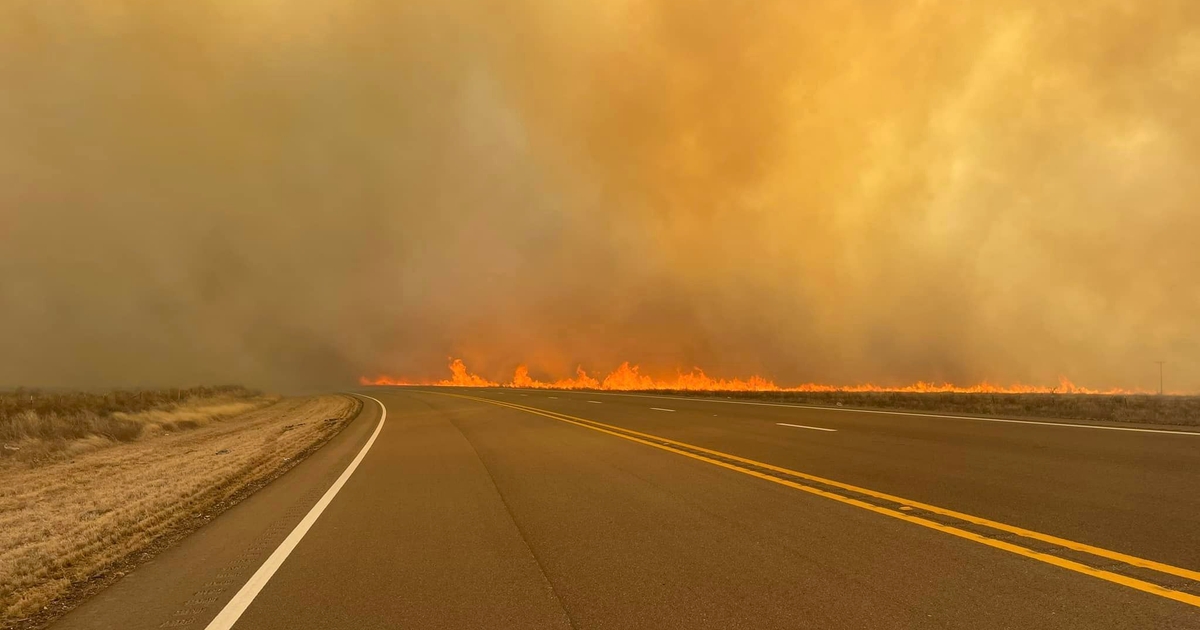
[0,393,362,627]
[657,390,1200,426]
[0,387,271,464]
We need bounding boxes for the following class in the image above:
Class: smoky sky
[2,1,1198,391]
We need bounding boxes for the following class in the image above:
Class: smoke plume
[3,1,1198,391]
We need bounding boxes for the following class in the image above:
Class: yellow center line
[438,391,1200,609]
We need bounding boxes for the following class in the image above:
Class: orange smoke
[360,359,1155,395]
[360,358,498,387]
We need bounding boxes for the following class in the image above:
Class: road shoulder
[40,395,380,630]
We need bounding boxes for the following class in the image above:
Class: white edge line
[425,387,1200,437]
[650,407,676,412]
[587,400,602,404]
[204,394,387,630]
[508,389,1200,436]
[777,422,837,432]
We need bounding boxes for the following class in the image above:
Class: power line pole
[1155,360,1165,395]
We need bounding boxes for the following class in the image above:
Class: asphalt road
[49,387,1200,629]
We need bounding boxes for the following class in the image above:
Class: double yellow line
[440,391,1200,609]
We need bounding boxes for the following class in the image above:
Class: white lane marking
[204,394,387,630]
[650,407,676,412]
[525,390,1200,437]
[587,400,602,404]
[548,396,558,399]
[777,422,837,432]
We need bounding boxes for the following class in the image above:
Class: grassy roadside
[0,393,363,628]
[1,387,274,464]
[649,390,1200,426]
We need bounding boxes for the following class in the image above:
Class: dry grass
[659,390,1200,426]
[0,387,271,464]
[0,394,362,627]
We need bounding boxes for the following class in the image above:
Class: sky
[2,1,1198,392]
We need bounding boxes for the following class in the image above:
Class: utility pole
[1155,360,1165,395]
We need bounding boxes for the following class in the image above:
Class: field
[660,390,1200,426]
[0,389,363,628]
[0,387,272,464]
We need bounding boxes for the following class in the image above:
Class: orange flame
[360,358,498,388]
[511,365,601,389]
[360,359,1157,395]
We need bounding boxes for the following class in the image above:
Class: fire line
[361,359,1154,395]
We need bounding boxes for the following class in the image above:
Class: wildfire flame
[360,359,1156,395]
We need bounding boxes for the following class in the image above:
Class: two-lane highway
[50,387,1200,629]
[479,387,1200,574]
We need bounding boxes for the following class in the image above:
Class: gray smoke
[2,1,1198,391]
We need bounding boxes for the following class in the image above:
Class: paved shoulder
[46,396,384,630]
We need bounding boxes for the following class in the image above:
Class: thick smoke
[2,1,1198,391]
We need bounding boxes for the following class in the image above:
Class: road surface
[49,387,1200,629]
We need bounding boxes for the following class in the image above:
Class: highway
[50,387,1200,629]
